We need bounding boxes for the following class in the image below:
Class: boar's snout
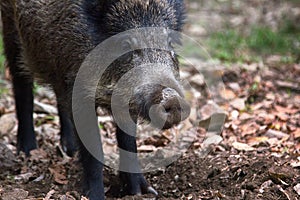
[148,87,190,129]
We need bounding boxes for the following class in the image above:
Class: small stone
[231,110,239,120]
[228,82,240,91]
[230,98,246,110]
[190,74,205,87]
[0,113,16,135]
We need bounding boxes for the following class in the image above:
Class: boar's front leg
[57,102,77,157]
[55,90,104,199]
[1,7,36,156]
[78,138,105,200]
[116,126,158,196]
[12,70,36,155]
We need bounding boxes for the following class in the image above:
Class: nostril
[164,107,172,113]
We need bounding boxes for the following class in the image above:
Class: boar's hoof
[17,132,37,156]
[60,134,77,157]
[147,186,158,196]
[120,172,158,196]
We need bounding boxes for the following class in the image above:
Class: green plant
[0,35,5,74]
[247,27,289,55]
[33,82,40,95]
[207,30,248,62]
[207,25,300,63]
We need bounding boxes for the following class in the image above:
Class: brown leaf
[256,112,275,125]
[290,159,300,168]
[274,105,298,114]
[4,63,12,81]
[266,138,281,147]
[199,101,225,120]
[29,149,48,162]
[275,112,289,121]
[268,167,291,184]
[265,129,289,139]
[239,112,252,121]
[251,102,264,111]
[294,184,300,196]
[265,92,275,101]
[293,128,300,139]
[241,122,260,136]
[276,80,299,91]
[295,143,300,151]
[220,89,236,100]
[247,136,268,146]
[44,190,55,200]
[49,165,68,185]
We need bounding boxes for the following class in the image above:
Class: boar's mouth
[132,84,190,129]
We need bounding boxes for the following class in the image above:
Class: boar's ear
[168,0,186,31]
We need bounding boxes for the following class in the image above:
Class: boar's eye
[168,37,174,49]
[121,37,139,52]
[168,32,181,49]
[121,39,132,52]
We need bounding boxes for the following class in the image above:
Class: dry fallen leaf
[44,190,55,200]
[29,149,48,162]
[290,158,300,168]
[274,105,298,114]
[241,122,260,137]
[34,100,58,114]
[293,128,300,139]
[294,184,300,196]
[275,112,289,121]
[247,136,269,146]
[276,80,299,91]
[220,88,236,100]
[49,165,68,185]
[232,142,255,151]
[265,129,289,139]
[14,172,34,182]
[259,180,273,193]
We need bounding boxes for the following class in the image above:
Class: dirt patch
[1,145,299,200]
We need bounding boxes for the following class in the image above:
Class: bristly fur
[84,0,186,36]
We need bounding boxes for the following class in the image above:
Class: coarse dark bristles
[84,0,185,36]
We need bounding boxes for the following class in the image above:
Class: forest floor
[0,0,300,200]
